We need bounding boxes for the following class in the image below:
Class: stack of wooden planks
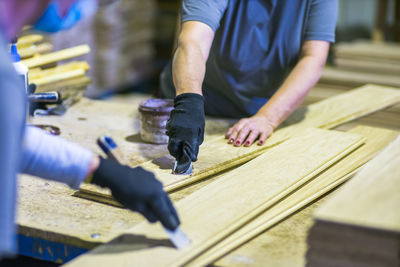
[77,84,400,202]
[306,41,400,131]
[64,84,400,267]
[50,0,156,96]
[17,34,91,98]
[307,134,400,267]
[319,41,400,88]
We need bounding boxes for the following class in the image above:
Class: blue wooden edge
[17,234,88,264]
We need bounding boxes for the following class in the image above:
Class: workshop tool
[96,136,125,163]
[96,135,192,250]
[28,83,66,116]
[172,151,193,175]
[28,91,62,104]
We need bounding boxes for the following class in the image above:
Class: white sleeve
[21,126,93,189]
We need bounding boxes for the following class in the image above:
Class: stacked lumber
[307,134,400,267]
[63,85,400,266]
[66,128,366,267]
[65,125,399,267]
[50,0,156,96]
[17,34,53,59]
[188,126,399,266]
[76,84,400,204]
[309,41,400,130]
[319,41,400,88]
[16,34,92,98]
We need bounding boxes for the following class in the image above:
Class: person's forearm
[256,55,325,128]
[172,41,206,96]
[21,126,94,189]
[172,21,214,96]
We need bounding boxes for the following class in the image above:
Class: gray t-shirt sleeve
[304,0,338,43]
[181,0,229,32]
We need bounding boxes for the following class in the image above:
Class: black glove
[166,93,205,172]
[91,157,180,230]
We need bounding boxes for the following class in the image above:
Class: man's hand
[166,93,205,166]
[225,115,275,147]
[91,157,180,230]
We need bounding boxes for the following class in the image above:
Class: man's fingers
[257,130,272,146]
[234,127,251,146]
[150,196,179,230]
[244,130,260,146]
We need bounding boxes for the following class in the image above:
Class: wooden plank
[65,128,365,267]
[334,57,400,75]
[334,41,400,62]
[22,45,90,69]
[77,84,400,203]
[17,34,43,48]
[186,126,399,266]
[314,134,400,232]
[31,69,86,86]
[282,84,400,129]
[29,61,90,80]
[320,68,400,88]
[19,43,53,59]
[36,76,91,93]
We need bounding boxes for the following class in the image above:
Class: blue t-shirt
[160,0,338,118]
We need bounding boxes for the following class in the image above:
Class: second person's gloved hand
[91,157,180,230]
[166,93,205,171]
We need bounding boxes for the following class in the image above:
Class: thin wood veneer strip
[30,69,86,86]
[22,45,90,69]
[65,128,365,267]
[186,126,399,266]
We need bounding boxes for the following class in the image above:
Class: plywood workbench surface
[19,91,400,266]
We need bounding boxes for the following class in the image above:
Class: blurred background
[22,0,400,98]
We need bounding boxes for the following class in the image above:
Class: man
[162,1,337,169]
[0,0,179,258]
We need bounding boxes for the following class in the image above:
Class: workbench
[17,93,400,266]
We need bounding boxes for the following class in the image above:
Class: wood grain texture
[320,68,400,88]
[77,84,400,204]
[335,57,400,76]
[22,45,90,69]
[17,34,43,47]
[186,126,399,266]
[19,43,53,59]
[334,41,400,62]
[282,84,400,129]
[314,134,400,232]
[29,61,90,80]
[65,128,364,267]
[31,69,86,86]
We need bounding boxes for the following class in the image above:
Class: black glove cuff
[174,93,204,107]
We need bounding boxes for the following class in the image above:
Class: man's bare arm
[227,40,330,146]
[172,21,215,96]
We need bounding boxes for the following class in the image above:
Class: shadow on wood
[90,234,174,255]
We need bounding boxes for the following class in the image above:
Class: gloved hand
[91,157,180,230]
[166,93,205,172]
